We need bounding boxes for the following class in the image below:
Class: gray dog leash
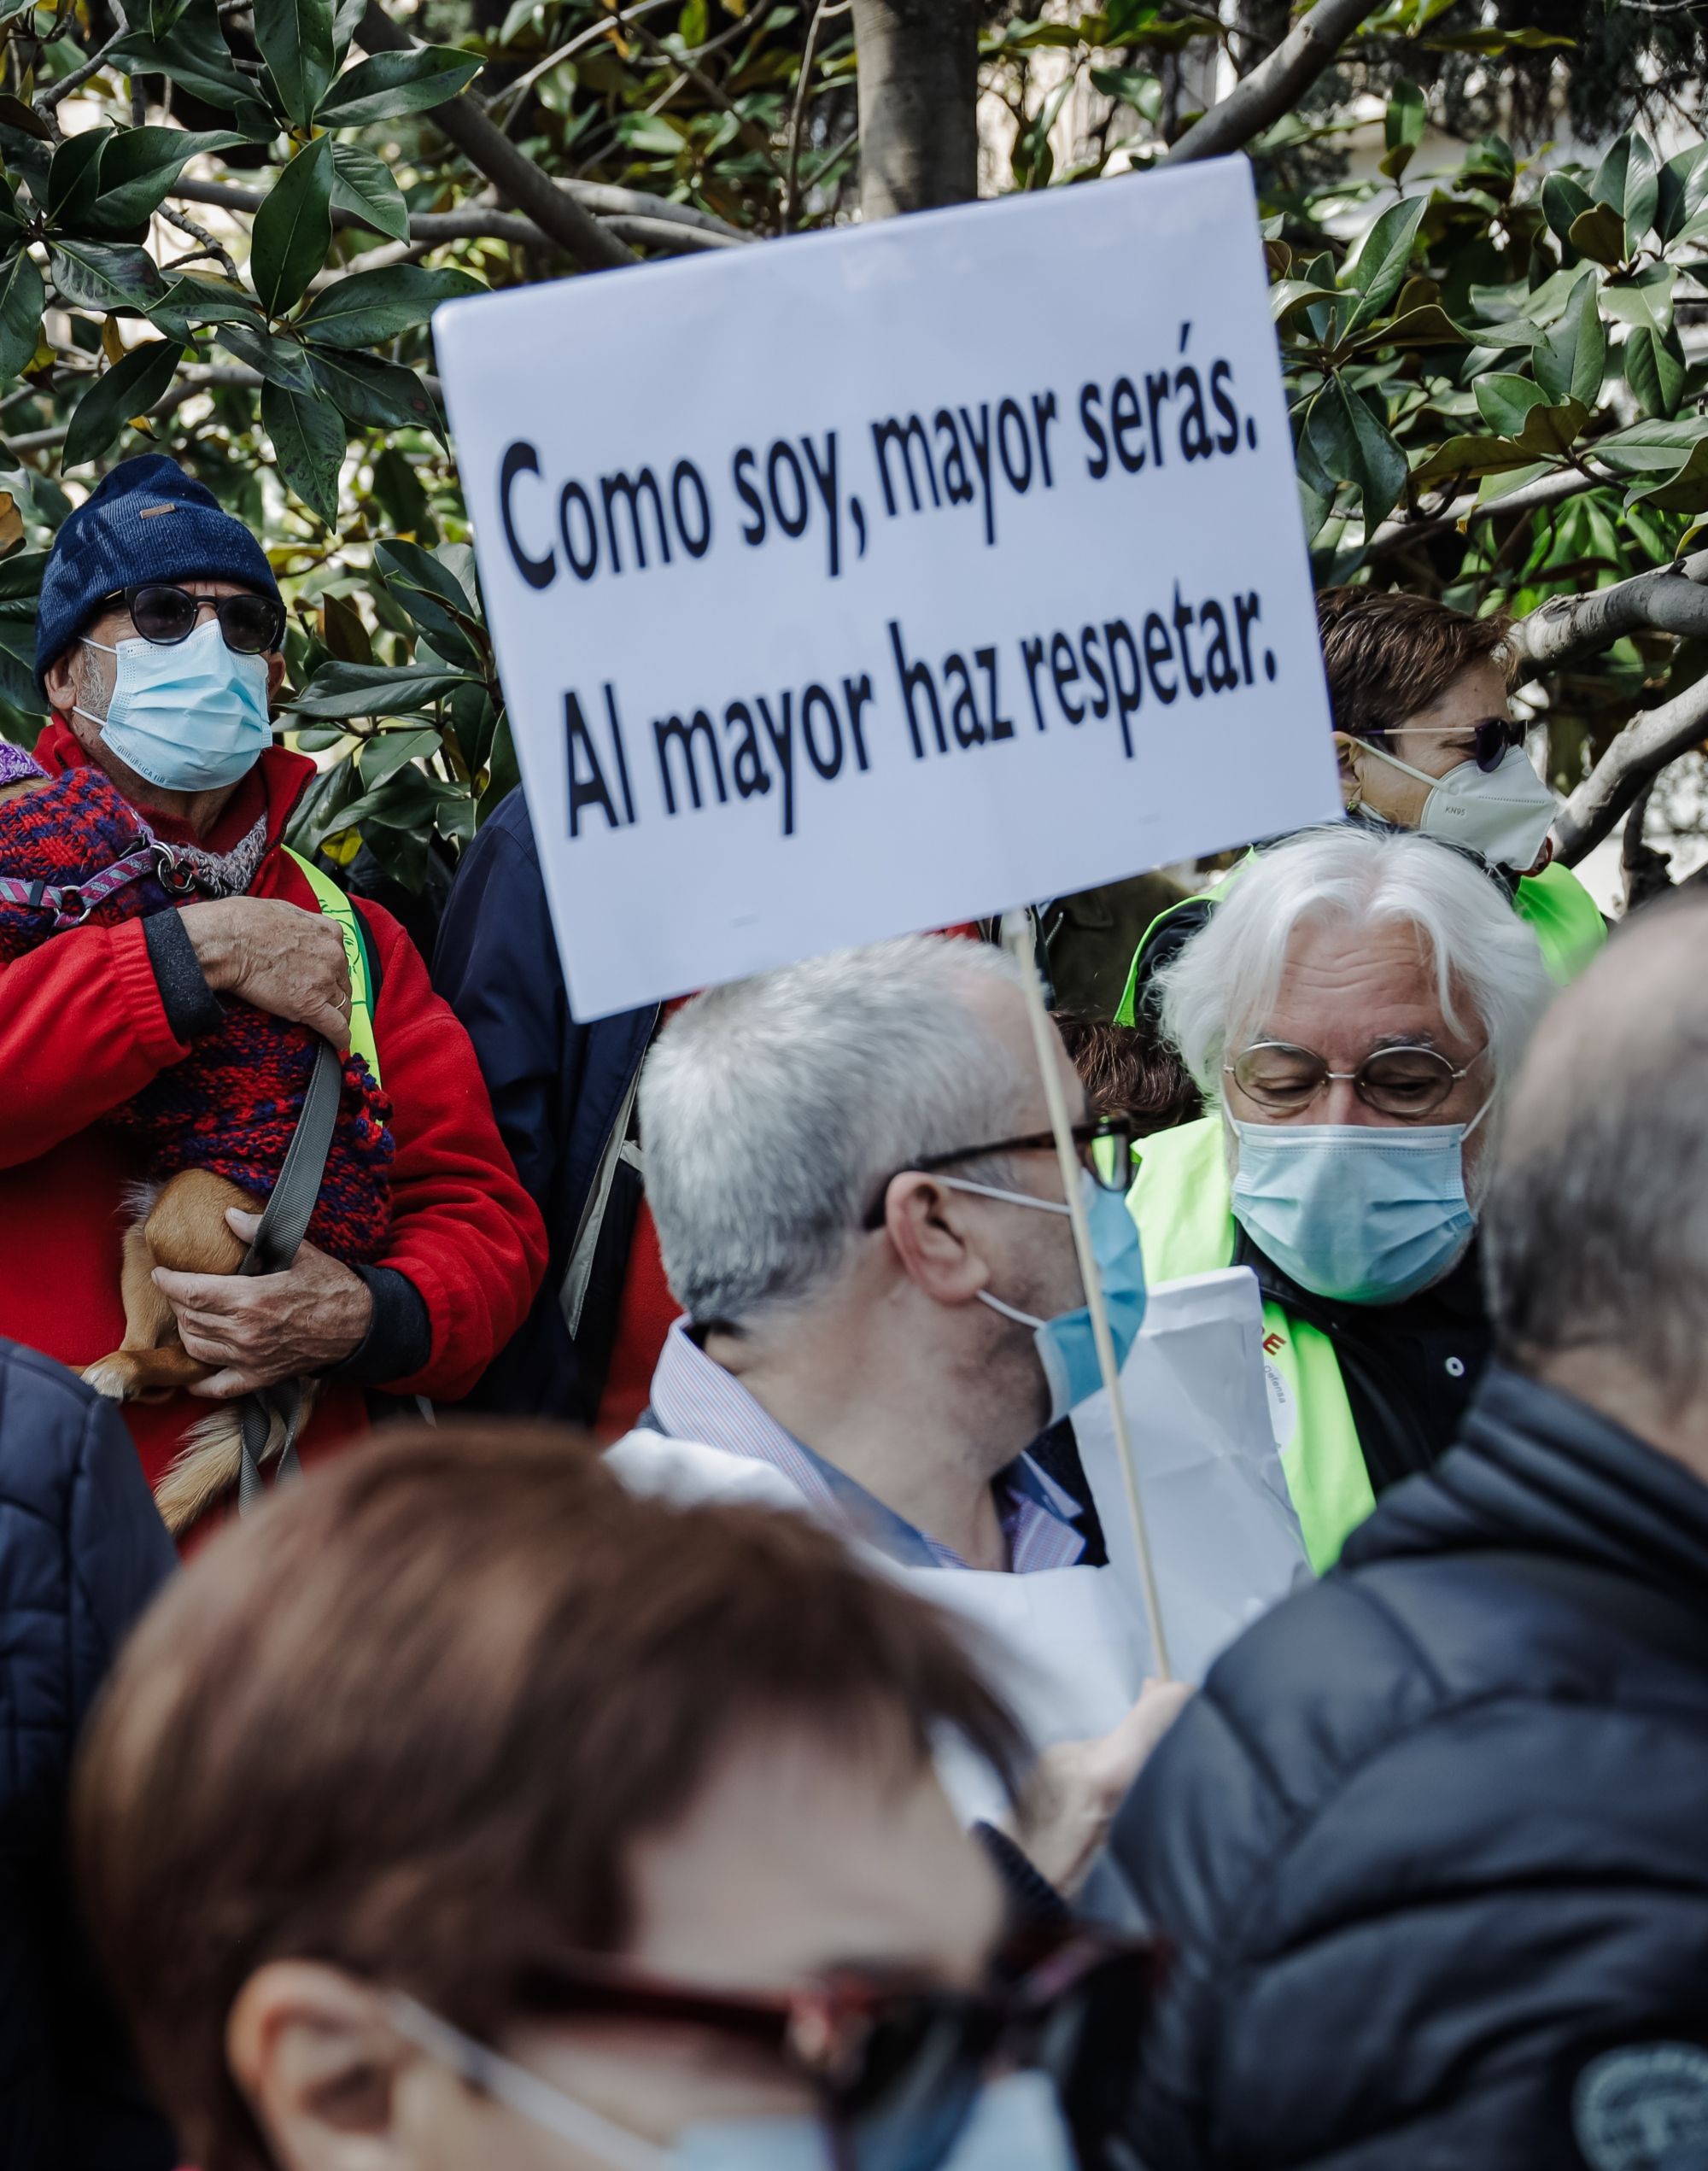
[236,1036,342,1512]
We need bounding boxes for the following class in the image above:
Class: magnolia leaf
[45,128,109,226]
[252,134,335,319]
[147,270,265,338]
[0,248,44,379]
[1271,278,1340,322]
[316,44,482,126]
[329,143,409,243]
[49,238,165,312]
[1352,301,1471,349]
[306,347,442,435]
[0,93,53,143]
[1474,372,1548,436]
[1596,417,1708,476]
[1625,436,1708,515]
[113,3,279,131]
[1533,272,1605,406]
[85,126,246,231]
[1567,203,1626,266]
[253,0,336,132]
[1657,142,1708,244]
[1600,263,1676,338]
[1379,78,1424,182]
[1626,323,1688,420]
[1541,170,1594,247]
[285,658,479,717]
[261,381,345,525]
[217,319,318,391]
[1340,195,1427,336]
[295,264,483,348]
[1307,379,1407,530]
[61,337,186,466]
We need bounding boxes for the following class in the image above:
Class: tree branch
[1159,0,1388,165]
[354,0,637,271]
[1554,671,1708,867]
[169,174,744,249]
[1507,548,1708,681]
[1363,465,1601,562]
[35,22,130,116]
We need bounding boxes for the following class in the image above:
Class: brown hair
[73,1428,1021,2171]
[1316,587,1511,742]
[1053,1013,1202,1134]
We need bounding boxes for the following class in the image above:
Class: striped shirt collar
[648,1319,1085,1573]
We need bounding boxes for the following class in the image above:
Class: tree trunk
[851,0,980,221]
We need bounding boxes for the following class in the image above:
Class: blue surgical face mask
[385,1993,1077,2171]
[1230,1103,1491,1306]
[943,1169,1148,1422]
[77,617,272,793]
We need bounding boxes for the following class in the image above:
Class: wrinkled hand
[179,895,352,1048]
[154,1208,372,1398]
[1014,1678,1194,1897]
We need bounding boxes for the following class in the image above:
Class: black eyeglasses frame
[859,1114,1138,1232]
[102,582,286,658]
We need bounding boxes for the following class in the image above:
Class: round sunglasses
[1226,1039,1482,1119]
[102,582,285,656]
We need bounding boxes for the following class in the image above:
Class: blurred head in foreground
[74,1431,1148,2171]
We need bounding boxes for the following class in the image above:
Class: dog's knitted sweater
[0,763,392,1265]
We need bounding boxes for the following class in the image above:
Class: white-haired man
[1131,825,1556,1571]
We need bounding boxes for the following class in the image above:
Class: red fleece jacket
[0,723,548,1492]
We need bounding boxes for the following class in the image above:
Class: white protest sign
[435,157,1340,1019]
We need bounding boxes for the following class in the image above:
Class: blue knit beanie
[35,454,282,691]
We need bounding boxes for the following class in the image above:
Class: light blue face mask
[77,617,272,793]
[1230,1104,1490,1306]
[943,1168,1148,1422]
[384,1993,1078,2171]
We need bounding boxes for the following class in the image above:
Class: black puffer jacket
[1116,1364,1708,2171]
[0,1339,177,2170]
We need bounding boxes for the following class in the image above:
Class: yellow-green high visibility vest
[284,848,381,1083]
[1512,859,1606,985]
[1114,851,1605,1027]
[1129,1115,1375,1572]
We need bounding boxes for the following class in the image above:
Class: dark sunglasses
[104,582,284,656]
[503,1922,1162,2171]
[1226,1039,1482,1119]
[1374,715,1525,774]
[861,1115,1138,1232]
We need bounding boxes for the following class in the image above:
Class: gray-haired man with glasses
[625,933,1144,1578]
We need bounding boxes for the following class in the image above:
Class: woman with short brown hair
[75,1428,1157,2171]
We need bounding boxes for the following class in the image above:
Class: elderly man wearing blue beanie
[2,454,547,1511]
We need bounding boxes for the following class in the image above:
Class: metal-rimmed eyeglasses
[860,1114,1138,1230]
[1225,1041,1483,1120]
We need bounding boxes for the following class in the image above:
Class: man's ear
[266,650,287,705]
[883,1173,992,1307]
[42,647,79,716]
[227,1960,412,2170]
[1331,731,1365,804]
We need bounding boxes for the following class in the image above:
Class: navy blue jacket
[0,1340,177,2171]
[431,789,656,1421]
[1118,1364,1708,2170]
